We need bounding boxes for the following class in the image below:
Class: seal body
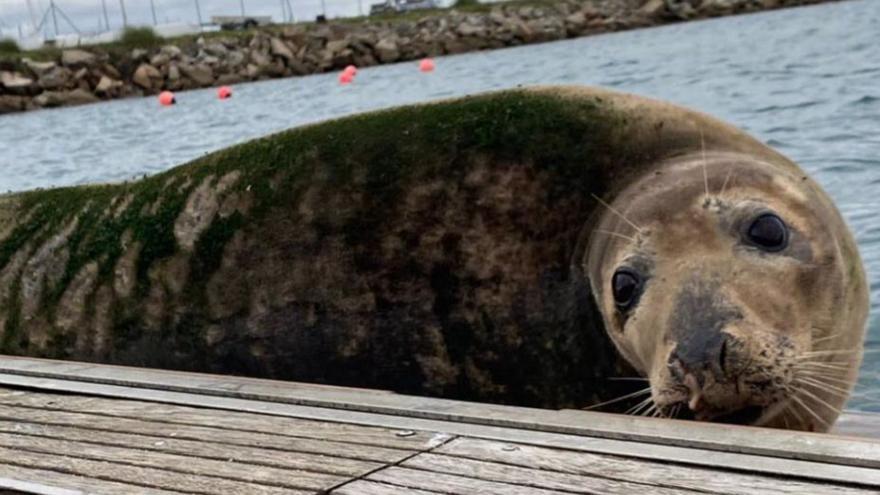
[0,87,866,429]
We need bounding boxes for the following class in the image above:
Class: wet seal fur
[0,86,867,431]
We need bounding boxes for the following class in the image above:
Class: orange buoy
[339,71,354,85]
[343,64,357,76]
[217,86,233,100]
[419,58,435,73]
[158,91,176,106]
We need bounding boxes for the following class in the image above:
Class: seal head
[586,150,868,431]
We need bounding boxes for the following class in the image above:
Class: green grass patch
[118,26,164,49]
[0,39,21,55]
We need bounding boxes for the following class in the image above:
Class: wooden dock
[0,357,876,494]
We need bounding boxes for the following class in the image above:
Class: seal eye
[746,214,788,252]
[612,269,641,312]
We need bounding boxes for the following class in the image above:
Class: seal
[0,86,866,431]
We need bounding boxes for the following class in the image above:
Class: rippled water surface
[1,0,879,409]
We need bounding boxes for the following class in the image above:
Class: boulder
[61,49,96,68]
[22,59,57,77]
[33,91,65,108]
[270,37,295,63]
[638,0,668,17]
[0,72,34,93]
[130,49,149,62]
[216,73,243,86]
[95,75,122,95]
[325,39,350,56]
[178,63,215,86]
[150,53,171,67]
[160,45,183,59]
[102,64,122,79]
[375,38,400,63]
[132,63,162,90]
[63,88,100,106]
[38,67,73,90]
[204,42,229,57]
[0,95,27,113]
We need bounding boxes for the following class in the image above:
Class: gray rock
[130,49,149,62]
[0,95,26,114]
[61,49,96,68]
[160,45,183,59]
[227,51,246,68]
[0,71,34,90]
[150,53,171,67]
[325,39,350,55]
[168,64,181,81]
[270,37,295,63]
[64,88,100,105]
[216,73,243,86]
[457,22,486,37]
[95,75,121,95]
[250,50,272,68]
[638,0,668,17]
[178,63,214,86]
[38,66,73,90]
[34,91,64,108]
[375,38,400,63]
[102,64,122,79]
[204,42,229,57]
[132,63,162,90]
[22,58,57,77]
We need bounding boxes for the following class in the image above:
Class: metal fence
[0,0,445,46]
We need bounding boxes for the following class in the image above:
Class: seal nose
[670,332,736,382]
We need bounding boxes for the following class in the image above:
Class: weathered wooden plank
[0,465,186,495]
[0,388,431,450]
[0,404,413,464]
[0,431,347,490]
[0,357,877,469]
[0,445,308,495]
[332,480,443,495]
[368,466,570,495]
[435,437,872,495]
[0,419,381,477]
[404,452,698,494]
[0,379,875,488]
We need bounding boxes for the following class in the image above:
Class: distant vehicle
[211,15,272,31]
[369,0,439,16]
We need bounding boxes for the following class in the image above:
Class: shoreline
[0,0,843,115]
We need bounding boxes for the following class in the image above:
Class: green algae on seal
[0,86,867,431]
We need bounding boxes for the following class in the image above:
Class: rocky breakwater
[0,0,839,114]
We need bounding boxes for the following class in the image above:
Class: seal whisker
[789,395,831,428]
[796,360,851,368]
[591,193,643,233]
[582,386,651,411]
[625,396,655,416]
[794,371,857,388]
[719,165,735,196]
[795,387,843,415]
[801,349,873,357]
[810,333,843,347]
[785,401,808,426]
[700,128,709,201]
[593,229,638,243]
[607,377,649,382]
[793,377,851,398]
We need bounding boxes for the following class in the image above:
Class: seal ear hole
[745,213,788,252]
[612,268,643,313]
